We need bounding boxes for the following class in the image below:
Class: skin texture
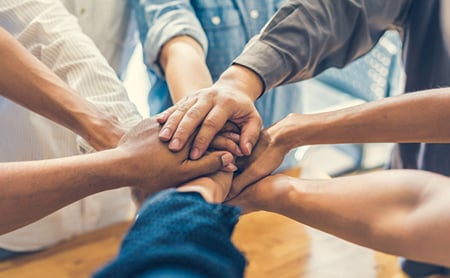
[0,27,125,151]
[157,64,263,159]
[157,36,245,158]
[228,170,450,267]
[230,88,450,197]
[0,118,234,235]
[178,163,234,204]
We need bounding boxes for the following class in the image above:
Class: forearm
[278,89,450,149]
[160,36,213,100]
[0,27,121,149]
[265,170,450,266]
[1,1,141,149]
[0,150,132,234]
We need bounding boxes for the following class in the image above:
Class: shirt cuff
[233,38,290,93]
[144,10,208,78]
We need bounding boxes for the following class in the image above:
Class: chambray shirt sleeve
[94,189,246,278]
[132,0,208,78]
[234,0,412,91]
[0,0,142,153]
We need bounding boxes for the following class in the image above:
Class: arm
[94,163,246,278]
[0,27,123,150]
[0,0,142,150]
[133,1,245,157]
[279,89,450,147]
[231,170,450,267]
[0,118,234,235]
[231,88,450,195]
[234,0,411,90]
[155,0,410,159]
[132,0,213,100]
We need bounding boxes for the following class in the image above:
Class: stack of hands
[116,82,294,213]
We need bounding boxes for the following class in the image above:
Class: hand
[83,112,127,151]
[228,121,292,199]
[157,65,263,160]
[209,121,244,157]
[116,118,235,193]
[226,174,295,214]
[178,166,233,203]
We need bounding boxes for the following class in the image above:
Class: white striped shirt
[0,0,142,251]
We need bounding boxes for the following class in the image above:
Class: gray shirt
[234,0,411,90]
[235,0,450,175]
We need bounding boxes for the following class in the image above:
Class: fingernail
[245,142,253,154]
[159,128,171,140]
[169,138,181,150]
[224,163,238,172]
[235,147,244,157]
[190,147,201,159]
[221,153,233,166]
[155,113,165,122]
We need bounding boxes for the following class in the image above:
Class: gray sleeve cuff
[233,38,291,92]
[144,10,208,78]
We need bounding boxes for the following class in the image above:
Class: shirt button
[211,16,221,25]
[79,7,86,15]
[250,10,259,19]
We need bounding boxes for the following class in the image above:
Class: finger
[210,135,243,157]
[221,121,241,133]
[228,163,266,199]
[183,151,236,178]
[219,131,241,144]
[240,113,263,155]
[169,99,214,152]
[155,106,176,124]
[190,106,229,159]
[159,98,197,143]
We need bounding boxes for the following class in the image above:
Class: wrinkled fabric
[94,189,245,278]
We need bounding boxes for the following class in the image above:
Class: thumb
[184,151,236,178]
[240,114,262,155]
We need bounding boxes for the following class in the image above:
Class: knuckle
[186,106,202,120]
[221,97,235,107]
[203,117,220,130]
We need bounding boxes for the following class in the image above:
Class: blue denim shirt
[132,0,302,127]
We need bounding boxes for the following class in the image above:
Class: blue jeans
[0,248,35,261]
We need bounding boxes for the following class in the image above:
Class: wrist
[274,113,325,150]
[178,180,223,204]
[216,65,264,101]
[268,114,302,152]
[77,109,126,150]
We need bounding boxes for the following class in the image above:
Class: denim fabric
[0,248,37,261]
[94,189,245,278]
[133,0,302,126]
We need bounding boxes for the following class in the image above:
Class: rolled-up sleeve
[0,0,142,153]
[234,0,411,91]
[132,0,208,78]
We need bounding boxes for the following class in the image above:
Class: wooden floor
[0,168,416,278]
